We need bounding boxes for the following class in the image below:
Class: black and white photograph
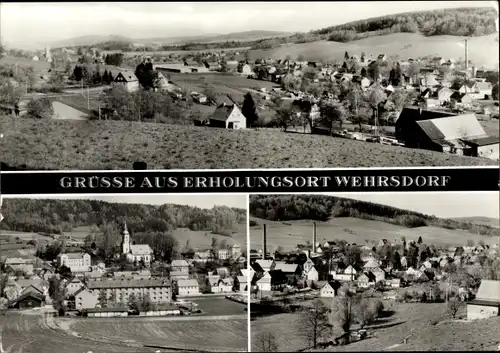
[0,194,248,353]
[249,193,500,351]
[0,1,499,170]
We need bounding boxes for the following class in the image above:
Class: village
[248,207,500,351]
[1,36,499,163]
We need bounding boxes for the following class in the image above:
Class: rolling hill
[49,34,133,48]
[249,32,500,69]
[451,217,500,228]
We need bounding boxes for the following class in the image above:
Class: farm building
[113,71,140,92]
[467,280,500,320]
[177,279,201,296]
[8,291,45,309]
[156,63,209,74]
[57,252,91,273]
[306,266,319,281]
[86,307,128,318]
[461,136,499,160]
[201,103,247,129]
[87,277,172,303]
[357,272,376,288]
[273,262,301,285]
[395,107,496,156]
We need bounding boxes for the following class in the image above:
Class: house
[302,258,315,274]
[256,270,287,292]
[113,71,140,92]
[231,244,241,259]
[177,279,200,296]
[450,91,473,108]
[331,265,357,282]
[206,103,247,129]
[8,291,44,309]
[357,272,376,288]
[75,288,99,310]
[4,257,34,275]
[57,252,91,273]
[65,277,84,296]
[371,267,386,282]
[193,250,213,263]
[467,280,500,320]
[363,259,380,271]
[170,260,190,273]
[476,81,493,98]
[306,266,319,281]
[320,281,341,298]
[169,271,190,280]
[236,276,248,294]
[461,136,499,160]
[273,262,301,285]
[211,278,234,293]
[238,63,254,75]
[420,74,439,87]
[437,87,453,103]
[385,278,401,288]
[218,248,231,260]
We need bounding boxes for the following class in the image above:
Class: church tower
[121,222,130,254]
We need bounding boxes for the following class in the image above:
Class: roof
[273,263,298,273]
[9,291,44,306]
[171,259,190,267]
[5,257,34,265]
[462,136,499,146]
[130,244,152,255]
[476,81,492,90]
[236,276,247,284]
[209,104,236,122]
[475,280,500,302]
[86,307,129,313]
[115,71,138,82]
[87,278,171,289]
[363,259,379,268]
[417,114,487,142]
[398,107,456,123]
[170,271,188,277]
[255,259,274,269]
[59,252,87,259]
[177,279,199,287]
[467,299,500,307]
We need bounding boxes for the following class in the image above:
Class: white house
[256,271,272,292]
[57,253,91,273]
[207,103,247,129]
[256,259,275,272]
[177,279,200,296]
[306,266,319,281]
[320,282,337,298]
[113,71,140,92]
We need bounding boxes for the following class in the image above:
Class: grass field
[1,116,496,170]
[70,316,247,351]
[251,303,500,352]
[248,33,500,69]
[249,218,500,252]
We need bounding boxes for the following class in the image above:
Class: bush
[26,97,53,119]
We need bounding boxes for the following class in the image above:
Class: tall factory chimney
[312,222,317,253]
[262,224,267,260]
[464,38,468,71]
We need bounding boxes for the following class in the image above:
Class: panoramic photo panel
[0,1,499,170]
[249,192,500,352]
[0,194,249,353]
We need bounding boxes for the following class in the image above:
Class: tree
[393,251,402,270]
[447,297,463,318]
[300,299,330,349]
[26,97,54,119]
[365,85,386,132]
[355,298,377,328]
[98,289,108,307]
[417,236,423,244]
[256,331,278,352]
[332,295,355,333]
[211,237,219,259]
[319,99,346,134]
[367,61,380,81]
[275,102,297,132]
[141,294,153,312]
[345,83,364,130]
[344,51,350,60]
[242,92,259,127]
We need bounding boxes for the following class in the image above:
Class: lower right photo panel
[249,192,500,352]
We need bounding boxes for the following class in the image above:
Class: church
[121,223,153,266]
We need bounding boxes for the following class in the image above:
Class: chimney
[313,222,317,252]
[262,224,267,260]
[464,38,468,71]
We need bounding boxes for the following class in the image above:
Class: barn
[8,292,45,309]
[206,103,247,129]
[467,280,500,320]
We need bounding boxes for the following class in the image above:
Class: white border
[0,165,498,174]
[246,193,251,353]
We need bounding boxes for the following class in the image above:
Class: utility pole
[87,86,90,111]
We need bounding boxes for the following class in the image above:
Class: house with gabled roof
[201,102,246,129]
[113,70,139,92]
[357,272,376,288]
[320,281,341,298]
[256,270,287,292]
[467,280,500,320]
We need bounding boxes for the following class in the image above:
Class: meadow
[248,33,500,69]
[251,302,500,352]
[0,116,496,170]
[249,218,500,252]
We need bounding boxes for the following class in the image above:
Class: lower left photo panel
[0,194,249,353]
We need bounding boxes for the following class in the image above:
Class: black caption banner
[0,168,498,195]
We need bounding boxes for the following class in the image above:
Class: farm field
[190,297,247,316]
[249,33,500,69]
[0,116,496,170]
[70,315,247,352]
[251,303,500,352]
[249,218,500,252]
[103,47,252,56]
[0,311,155,353]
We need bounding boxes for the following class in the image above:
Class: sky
[325,192,499,219]
[1,1,497,49]
[2,194,247,210]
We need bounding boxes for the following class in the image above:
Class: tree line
[249,195,500,236]
[0,199,246,236]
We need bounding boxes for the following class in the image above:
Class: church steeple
[122,222,130,254]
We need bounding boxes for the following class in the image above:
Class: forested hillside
[315,7,498,42]
[249,195,500,237]
[0,199,246,236]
